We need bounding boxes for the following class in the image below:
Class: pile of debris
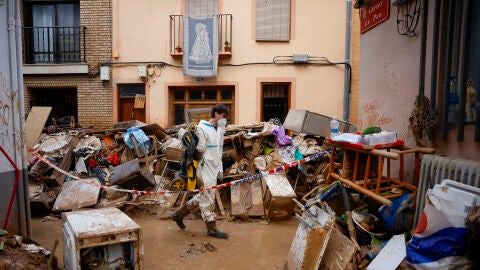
[25,108,480,269]
[27,120,332,217]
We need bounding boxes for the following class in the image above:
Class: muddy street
[31,214,299,269]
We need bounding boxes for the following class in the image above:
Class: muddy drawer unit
[62,207,143,270]
[263,174,296,221]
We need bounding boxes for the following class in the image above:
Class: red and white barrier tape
[29,150,328,195]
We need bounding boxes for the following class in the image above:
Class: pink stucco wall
[112,0,350,127]
[359,0,479,161]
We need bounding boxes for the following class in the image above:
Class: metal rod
[429,0,442,140]
[295,213,314,230]
[418,0,429,109]
[456,0,470,142]
[441,0,457,140]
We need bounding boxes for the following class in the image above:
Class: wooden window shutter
[256,0,291,41]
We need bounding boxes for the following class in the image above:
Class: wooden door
[119,97,145,122]
[118,84,146,123]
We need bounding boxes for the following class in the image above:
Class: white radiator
[414,154,480,226]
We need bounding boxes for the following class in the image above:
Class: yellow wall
[112,0,351,128]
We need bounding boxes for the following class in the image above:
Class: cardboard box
[284,109,358,137]
[230,180,265,217]
[263,174,296,221]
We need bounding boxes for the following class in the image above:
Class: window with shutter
[256,0,291,41]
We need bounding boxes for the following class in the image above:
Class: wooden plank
[47,136,79,186]
[215,189,226,216]
[25,106,52,149]
[319,227,356,270]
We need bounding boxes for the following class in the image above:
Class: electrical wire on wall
[99,55,352,93]
[396,0,422,37]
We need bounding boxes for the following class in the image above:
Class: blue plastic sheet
[123,126,152,155]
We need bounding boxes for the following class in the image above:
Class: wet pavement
[31,214,299,269]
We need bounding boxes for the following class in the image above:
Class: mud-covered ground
[0,234,50,270]
[30,210,298,269]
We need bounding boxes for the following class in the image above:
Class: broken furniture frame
[326,140,435,206]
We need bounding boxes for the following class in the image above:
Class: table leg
[363,154,371,188]
[376,157,384,194]
[352,151,359,184]
[326,146,336,183]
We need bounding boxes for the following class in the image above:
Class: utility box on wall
[62,207,143,270]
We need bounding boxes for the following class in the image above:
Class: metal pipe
[441,0,456,140]
[343,0,352,122]
[418,0,429,106]
[456,0,470,142]
[428,0,442,140]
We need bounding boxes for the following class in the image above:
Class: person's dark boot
[171,204,190,230]
[205,221,228,239]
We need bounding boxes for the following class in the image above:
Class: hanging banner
[183,15,218,77]
[360,0,390,34]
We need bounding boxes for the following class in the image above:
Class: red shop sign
[360,0,390,34]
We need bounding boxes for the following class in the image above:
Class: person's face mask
[217,118,227,127]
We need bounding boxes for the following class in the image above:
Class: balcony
[23,26,86,64]
[169,14,232,59]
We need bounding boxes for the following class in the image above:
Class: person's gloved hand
[217,171,224,182]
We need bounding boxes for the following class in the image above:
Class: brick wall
[23,76,112,128]
[22,0,113,129]
[80,0,112,75]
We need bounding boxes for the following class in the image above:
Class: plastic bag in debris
[406,180,480,269]
[272,125,292,147]
[123,126,153,154]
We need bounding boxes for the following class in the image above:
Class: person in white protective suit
[172,104,230,239]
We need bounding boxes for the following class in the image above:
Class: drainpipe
[344,0,352,122]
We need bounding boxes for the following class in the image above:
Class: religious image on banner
[183,16,218,77]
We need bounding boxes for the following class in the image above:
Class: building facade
[21,0,113,129]
[109,0,358,127]
[358,0,479,160]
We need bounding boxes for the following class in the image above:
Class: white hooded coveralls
[187,119,224,222]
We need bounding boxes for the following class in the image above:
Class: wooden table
[326,139,435,206]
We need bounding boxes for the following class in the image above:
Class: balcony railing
[23,26,86,64]
[169,14,232,57]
